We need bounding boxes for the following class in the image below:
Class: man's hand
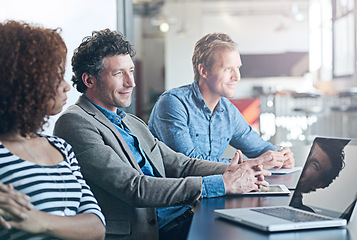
[280,147,295,169]
[258,148,295,170]
[222,150,272,194]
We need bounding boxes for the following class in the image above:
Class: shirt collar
[192,81,225,113]
[82,95,126,124]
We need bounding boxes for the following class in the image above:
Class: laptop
[215,137,357,232]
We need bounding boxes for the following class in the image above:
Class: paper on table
[244,185,290,195]
[270,166,303,175]
[233,185,291,195]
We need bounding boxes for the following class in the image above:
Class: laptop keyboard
[251,207,331,223]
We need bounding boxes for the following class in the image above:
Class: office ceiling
[133,0,310,17]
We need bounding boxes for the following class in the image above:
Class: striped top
[0,135,105,240]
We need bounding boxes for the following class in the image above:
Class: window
[310,0,357,81]
[333,0,356,78]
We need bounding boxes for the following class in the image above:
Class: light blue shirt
[148,81,278,163]
[84,96,225,229]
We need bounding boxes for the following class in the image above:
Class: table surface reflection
[187,146,357,240]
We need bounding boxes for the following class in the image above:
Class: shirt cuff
[201,175,226,198]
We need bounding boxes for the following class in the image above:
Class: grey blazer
[54,96,228,240]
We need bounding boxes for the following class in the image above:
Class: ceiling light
[159,22,170,32]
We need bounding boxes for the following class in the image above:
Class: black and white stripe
[0,135,105,240]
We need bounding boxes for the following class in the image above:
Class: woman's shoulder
[41,134,75,159]
[42,134,66,146]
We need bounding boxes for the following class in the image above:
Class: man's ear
[82,73,96,88]
[198,63,208,79]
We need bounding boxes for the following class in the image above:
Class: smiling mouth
[119,91,132,95]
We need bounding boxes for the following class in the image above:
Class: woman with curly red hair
[0,21,105,239]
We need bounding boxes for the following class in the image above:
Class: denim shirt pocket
[190,126,211,155]
[189,129,209,153]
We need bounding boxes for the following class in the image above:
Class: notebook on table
[215,137,357,232]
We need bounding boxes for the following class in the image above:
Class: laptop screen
[290,137,357,221]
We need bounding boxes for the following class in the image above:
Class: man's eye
[313,162,319,171]
[115,72,123,76]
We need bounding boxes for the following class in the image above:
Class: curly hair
[0,21,67,136]
[71,28,136,93]
[192,33,237,82]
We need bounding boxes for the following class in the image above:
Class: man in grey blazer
[54,29,278,240]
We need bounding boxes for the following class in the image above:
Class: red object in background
[230,98,261,126]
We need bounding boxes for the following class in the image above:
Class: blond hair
[192,33,237,81]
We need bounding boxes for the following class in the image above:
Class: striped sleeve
[47,135,106,226]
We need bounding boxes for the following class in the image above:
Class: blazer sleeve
[54,106,227,208]
[125,113,228,179]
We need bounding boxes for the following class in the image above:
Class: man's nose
[124,74,136,88]
[232,69,240,81]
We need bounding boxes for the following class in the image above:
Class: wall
[164,1,202,91]
[134,15,166,121]
[163,1,310,94]
[0,0,117,135]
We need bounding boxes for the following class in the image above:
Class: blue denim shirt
[84,96,225,229]
[148,81,278,163]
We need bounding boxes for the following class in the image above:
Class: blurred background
[1,0,356,147]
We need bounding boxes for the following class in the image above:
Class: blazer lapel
[76,96,143,173]
[123,118,165,177]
